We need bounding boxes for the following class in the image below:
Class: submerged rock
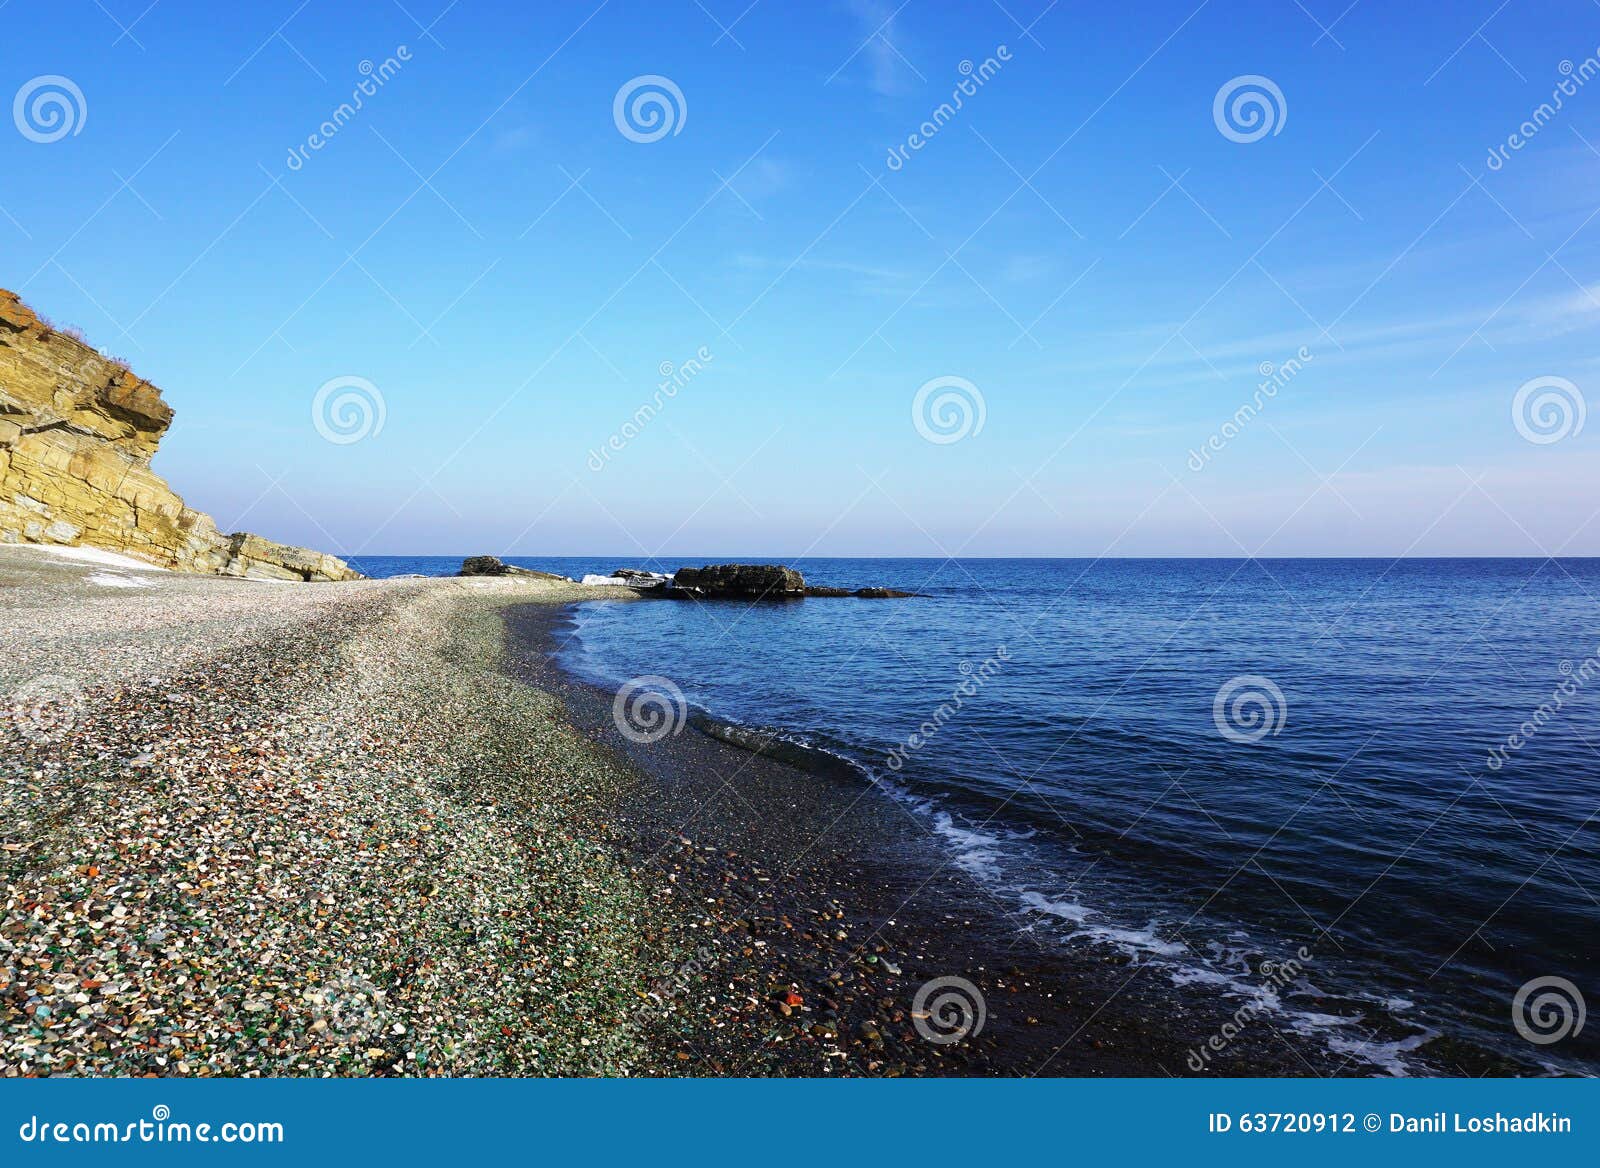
[802,586,923,598]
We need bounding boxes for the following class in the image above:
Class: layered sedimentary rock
[0,288,360,581]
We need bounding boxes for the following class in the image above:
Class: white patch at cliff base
[85,572,152,589]
[1,543,168,572]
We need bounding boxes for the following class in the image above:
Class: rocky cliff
[0,289,360,581]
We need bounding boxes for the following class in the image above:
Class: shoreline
[0,547,1534,1077]
[504,600,1417,1077]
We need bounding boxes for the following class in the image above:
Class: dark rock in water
[650,562,919,599]
[693,715,871,784]
[457,555,571,581]
[670,563,804,599]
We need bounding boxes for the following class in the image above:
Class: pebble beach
[2,545,1044,1078]
[4,545,1441,1079]
[1,545,682,1076]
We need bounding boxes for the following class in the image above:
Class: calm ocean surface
[351,556,1600,1074]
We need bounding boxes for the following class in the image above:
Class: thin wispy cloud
[847,0,921,96]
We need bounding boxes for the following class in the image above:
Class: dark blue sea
[351,555,1600,1075]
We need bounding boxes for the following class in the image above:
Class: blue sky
[3,0,1599,556]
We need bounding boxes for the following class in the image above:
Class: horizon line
[341,552,1600,561]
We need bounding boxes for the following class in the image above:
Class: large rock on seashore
[221,533,364,583]
[0,288,361,581]
[670,563,805,599]
[458,555,571,581]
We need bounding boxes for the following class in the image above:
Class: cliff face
[0,289,361,582]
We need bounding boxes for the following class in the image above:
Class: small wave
[931,811,1005,880]
[1020,890,1190,957]
[1019,892,1437,1074]
[546,622,1443,1077]
[1324,1030,1439,1078]
[1019,890,1092,924]
[685,713,1433,1072]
